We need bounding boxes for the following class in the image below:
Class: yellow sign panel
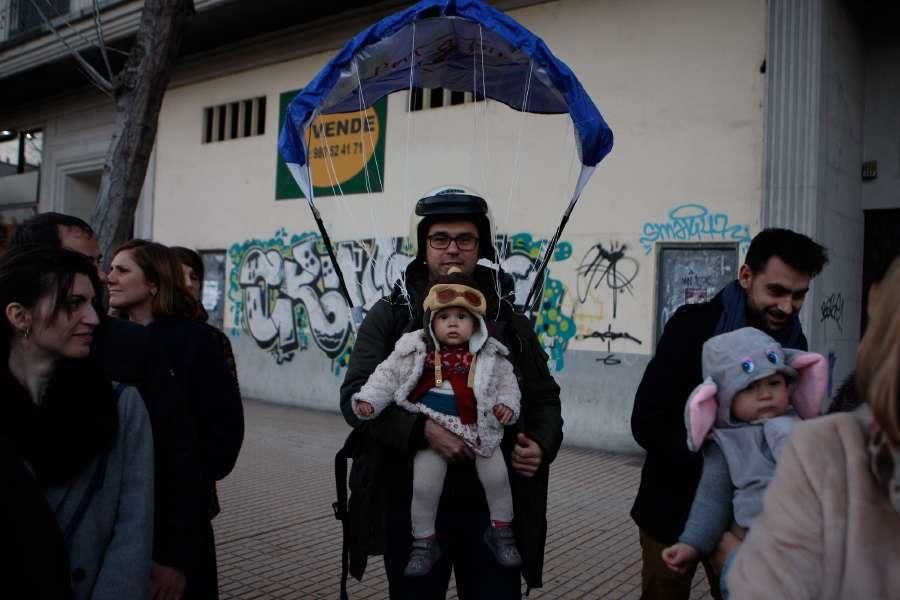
[305,107,380,188]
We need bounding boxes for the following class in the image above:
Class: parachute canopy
[278,0,614,202]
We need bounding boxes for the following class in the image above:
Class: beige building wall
[152,0,767,451]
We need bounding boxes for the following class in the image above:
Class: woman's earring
[23,327,31,340]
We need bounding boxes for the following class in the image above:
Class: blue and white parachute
[278,0,613,313]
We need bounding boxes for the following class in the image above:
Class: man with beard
[630,228,828,600]
[340,186,562,599]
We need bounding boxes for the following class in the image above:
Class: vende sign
[276,90,387,200]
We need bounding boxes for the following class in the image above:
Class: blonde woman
[725,257,900,598]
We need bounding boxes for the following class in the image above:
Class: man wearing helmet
[340,186,563,598]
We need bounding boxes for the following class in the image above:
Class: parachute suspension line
[301,111,355,316]
[518,111,579,317]
[469,24,481,190]
[353,59,384,193]
[403,21,417,221]
[350,58,384,302]
[492,59,535,319]
[478,24,491,197]
[521,160,587,315]
[396,21,418,319]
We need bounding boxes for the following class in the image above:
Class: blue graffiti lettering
[640,204,751,255]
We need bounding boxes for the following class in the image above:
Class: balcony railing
[0,0,117,44]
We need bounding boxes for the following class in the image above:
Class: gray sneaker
[404,538,442,577]
[483,526,523,568]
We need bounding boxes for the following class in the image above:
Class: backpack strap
[62,382,127,545]
[334,430,359,600]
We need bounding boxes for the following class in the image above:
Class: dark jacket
[149,316,244,485]
[339,263,563,589]
[1,436,72,600]
[828,372,863,415]
[630,287,808,544]
[92,316,210,574]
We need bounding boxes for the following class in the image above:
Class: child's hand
[493,404,513,424]
[356,400,375,417]
[661,543,699,574]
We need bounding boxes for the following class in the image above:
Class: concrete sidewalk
[214,400,713,599]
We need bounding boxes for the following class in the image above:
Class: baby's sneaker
[483,525,523,568]
[404,538,441,577]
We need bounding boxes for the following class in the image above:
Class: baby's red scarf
[408,345,477,424]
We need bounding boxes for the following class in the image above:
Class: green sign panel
[276,90,387,200]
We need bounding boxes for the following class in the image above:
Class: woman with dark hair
[171,246,239,383]
[171,245,241,524]
[108,239,244,600]
[171,246,204,306]
[0,244,153,600]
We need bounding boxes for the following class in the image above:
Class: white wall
[152,0,767,452]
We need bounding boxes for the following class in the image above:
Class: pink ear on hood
[787,351,828,419]
[685,378,719,452]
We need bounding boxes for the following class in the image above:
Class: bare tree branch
[28,0,114,95]
[92,0,114,81]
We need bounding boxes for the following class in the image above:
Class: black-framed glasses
[426,234,479,251]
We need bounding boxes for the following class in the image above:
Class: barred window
[407,87,484,112]
[203,96,266,144]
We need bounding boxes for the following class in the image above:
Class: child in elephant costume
[352,268,522,577]
[662,327,828,578]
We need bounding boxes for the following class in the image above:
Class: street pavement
[214,400,713,599]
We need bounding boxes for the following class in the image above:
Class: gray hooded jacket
[679,328,827,552]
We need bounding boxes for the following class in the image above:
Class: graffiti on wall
[820,293,845,334]
[575,242,639,318]
[228,230,413,368]
[576,324,642,366]
[228,230,577,372]
[499,233,576,371]
[640,204,751,255]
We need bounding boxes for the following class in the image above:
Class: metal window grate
[202,96,267,144]
[407,87,484,112]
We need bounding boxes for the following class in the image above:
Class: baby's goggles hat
[422,277,487,318]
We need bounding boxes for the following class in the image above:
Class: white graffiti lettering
[235,236,413,361]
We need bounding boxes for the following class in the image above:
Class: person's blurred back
[858,257,900,445]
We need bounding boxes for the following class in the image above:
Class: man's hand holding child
[493,404,513,424]
[661,542,700,574]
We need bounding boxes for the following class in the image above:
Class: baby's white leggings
[411,447,514,538]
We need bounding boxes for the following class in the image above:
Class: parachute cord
[398,22,417,318]
[479,25,490,195]
[350,59,384,307]
[470,24,480,189]
[469,23,504,319]
[353,60,384,193]
[318,110,353,305]
[493,60,535,315]
[517,120,578,313]
[403,23,417,221]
